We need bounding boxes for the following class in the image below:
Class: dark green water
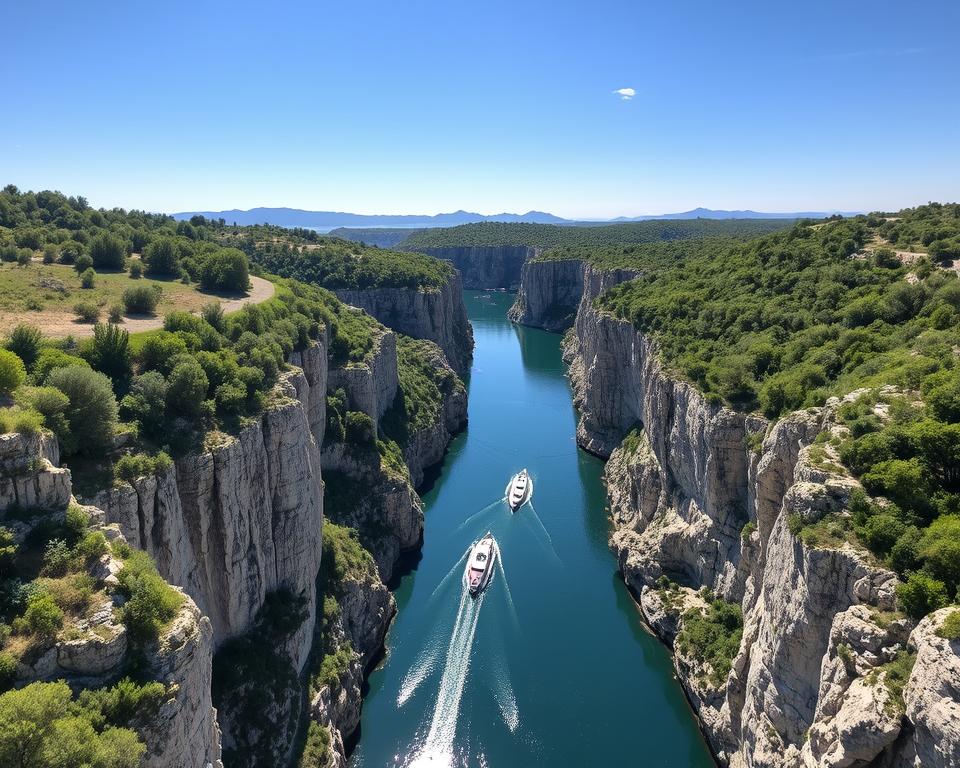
[350,292,714,768]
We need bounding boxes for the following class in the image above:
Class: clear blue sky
[3,0,958,218]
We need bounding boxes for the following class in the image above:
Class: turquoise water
[350,291,715,767]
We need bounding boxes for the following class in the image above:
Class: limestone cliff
[564,266,958,767]
[334,270,474,375]
[415,245,532,289]
[0,432,223,768]
[508,258,584,331]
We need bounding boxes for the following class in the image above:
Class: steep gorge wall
[555,265,960,767]
[0,433,223,768]
[334,270,474,375]
[416,245,533,289]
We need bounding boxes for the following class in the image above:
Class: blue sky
[3,0,958,217]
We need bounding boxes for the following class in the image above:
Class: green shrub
[78,677,166,729]
[0,406,44,435]
[23,592,64,639]
[114,452,172,482]
[116,550,183,640]
[41,539,71,577]
[0,244,17,262]
[918,515,960,596]
[201,302,225,332]
[166,359,209,417]
[74,300,99,322]
[74,253,93,273]
[119,372,169,439]
[108,304,124,324]
[142,237,180,276]
[80,267,96,289]
[122,284,161,315]
[0,681,146,767]
[137,332,188,375]
[897,572,949,619]
[16,248,31,266]
[32,348,90,384]
[299,721,331,768]
[199,248,249,292]
[936,609,960,640]
[41,243,58,264]
[0,349,26,394]
[46,366,118,456]
[15,386,71,445]
[6,324,42,368]
[128,260,143,278]
[0,652,15,689]
[677,598,743,687]
[344,411,376,447]
[89,232,126,270]
[85,323,131,386]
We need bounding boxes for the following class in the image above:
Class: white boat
[505,468,532,511]
[463,532,498,596]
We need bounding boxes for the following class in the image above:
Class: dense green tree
[88,233,126,270]
[46,366,118,456]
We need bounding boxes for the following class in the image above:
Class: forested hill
[398,218,796,250]
[218,224,453,290]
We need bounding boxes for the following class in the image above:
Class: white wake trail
[410,589,484,767]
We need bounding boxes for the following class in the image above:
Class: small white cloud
[613,87,636,100]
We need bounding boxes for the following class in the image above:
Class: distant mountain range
[170,207,568,229]
[171,206,859,230]
[608,207,860,221]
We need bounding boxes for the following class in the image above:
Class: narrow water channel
[351,291,714,767]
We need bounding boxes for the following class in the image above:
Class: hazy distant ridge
[172,206,857,229]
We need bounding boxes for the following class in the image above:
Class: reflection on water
[350,292,714,768]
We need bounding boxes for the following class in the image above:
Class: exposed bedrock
[416,245,533,289]
[1,433,223,768]
[334,270,474,375]
[509,257,585,330]
[566,262,957,766]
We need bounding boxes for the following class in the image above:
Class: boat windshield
[475,552,486,562]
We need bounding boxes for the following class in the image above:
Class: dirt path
[5,276,276,338]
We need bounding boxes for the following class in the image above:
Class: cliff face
[334,270,474,375]
[508,258,584,331]
[564,268,956,767]
[417,245,533,289]
[90,348,327,674]
[0,433,223,768]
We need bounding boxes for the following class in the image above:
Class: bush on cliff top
[0,680,148,768]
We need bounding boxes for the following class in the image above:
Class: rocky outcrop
[415,245,532,289]
[901,609,960,767]
[0,430,70,514]
[327,322,398,425]
[565,263,959,766]
[509,258,584,331]
[334,270,474,375]
[90,358,325,674]
[1,431,223,768]
[310,557,395,767]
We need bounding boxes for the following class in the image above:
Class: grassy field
[0,260,248,336]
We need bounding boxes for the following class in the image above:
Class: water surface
[351,291,714,767]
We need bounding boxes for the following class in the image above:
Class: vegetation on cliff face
[212,590,309,768]
[399,218,794,250]
[676,594,744,688]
